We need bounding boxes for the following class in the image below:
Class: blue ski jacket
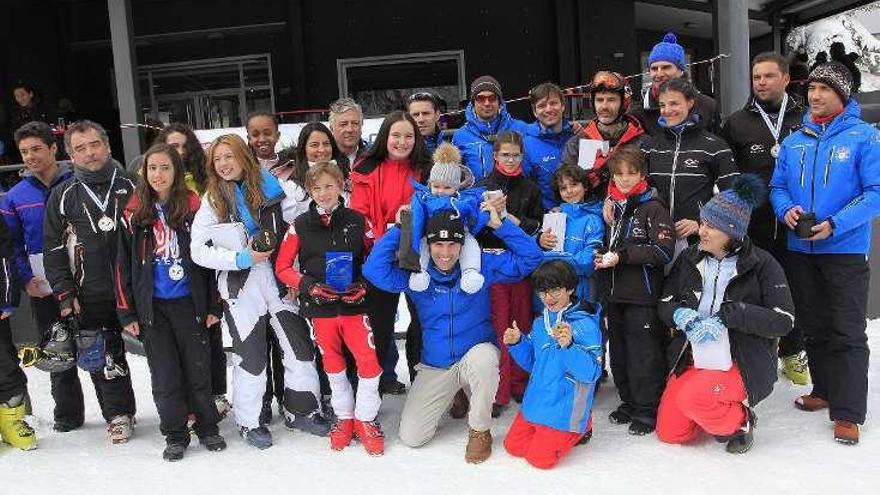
[509,299,602,434]
[524,120,576,211]
[770,99,880,255]
[542,201,604,303]
[0,162,73,283]
[452,102,530,182]
[364,219,542,368]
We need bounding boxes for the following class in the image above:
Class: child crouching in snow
[274,161,385,456]
[502,260,602,469]
[403,142,487,293]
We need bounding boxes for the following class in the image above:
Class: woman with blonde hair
[190,134,328,449]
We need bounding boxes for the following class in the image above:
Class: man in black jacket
[43,120,137,443]
[720,52,809,386]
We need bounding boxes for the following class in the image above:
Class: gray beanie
[429,142,463,190]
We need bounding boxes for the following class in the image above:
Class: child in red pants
[275,161,384,456]
[502,261,602,469]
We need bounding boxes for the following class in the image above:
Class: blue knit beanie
[648,32,686,71]
[700,175,766,241]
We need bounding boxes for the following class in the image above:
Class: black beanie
[808,61,853,103]
[425,211,465,245]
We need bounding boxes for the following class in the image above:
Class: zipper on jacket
[798,149,806,188]
[823,146,834,187]
[709,259,721,314]
[669,131,683,218]
[448,289,455,362]
[808,138,821,254]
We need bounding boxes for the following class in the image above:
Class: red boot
[354,420,385,456]
[330,419,354,451]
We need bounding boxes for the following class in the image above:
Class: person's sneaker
[0,402,37,451]
[795,394,829,412]
[353,420,385,456]
[465,428,492,464]
[491,404,505,418]
[834,420,859,445]
[214,395,232,420]
[628,419,654,436]
[329,419,355,451]
[379,380,407,395]
[53,418,83,433]
[199,434,227,452]
[725,408,756,454]
[285,411,331,437]
[609,407,632,425]
[162,442,187,462]
[108,415,134,444]
[782,351,811,385]
[240,426,273,450]
[449,389,469,419]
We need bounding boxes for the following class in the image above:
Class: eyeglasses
[537,287,567,298]
[474,94,498,104]
[497,152,522,162]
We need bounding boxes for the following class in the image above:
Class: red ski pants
[490,280,533,405]
[503,411,585,469]
[312,314,382,378]
[656,364,747,443]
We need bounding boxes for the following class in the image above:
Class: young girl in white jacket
[191,134,328,449]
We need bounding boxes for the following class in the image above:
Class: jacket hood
[560,199,604,218]
[800,98,862,139]
[528,119,574,140]
[464,100,514,136]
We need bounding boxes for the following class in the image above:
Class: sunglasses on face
[474,94,498,104]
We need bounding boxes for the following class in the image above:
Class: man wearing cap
[363,205,542,464]
[452,75,530,181]
[770,61,880,445]
[720,52,810,387]
[630,32,721,136]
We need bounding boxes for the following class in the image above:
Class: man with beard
[43,120,137,443]
[721,52,809,386]
[560,71,646,195]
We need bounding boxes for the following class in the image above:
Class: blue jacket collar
[465,100,512,137]
[801,99,861,139]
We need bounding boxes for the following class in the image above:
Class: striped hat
[700,175,766,241]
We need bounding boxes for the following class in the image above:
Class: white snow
[5,321,880,494]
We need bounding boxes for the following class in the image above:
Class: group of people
[0,32,877,469]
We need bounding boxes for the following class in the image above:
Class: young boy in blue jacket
[503,260,602,469]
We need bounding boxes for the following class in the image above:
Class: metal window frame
[139,53,275,128]
[336,50,466,100]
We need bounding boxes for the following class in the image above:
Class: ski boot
[0,395,37,450]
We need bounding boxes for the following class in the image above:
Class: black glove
[340,282,367,305]
[308,282,340,305]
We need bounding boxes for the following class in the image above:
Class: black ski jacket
[658,239,794,405]
[720,95,804,254]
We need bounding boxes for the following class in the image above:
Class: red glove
[308,283,339,305]
[340,282,367,305]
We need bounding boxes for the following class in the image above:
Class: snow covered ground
[5,321,879,494]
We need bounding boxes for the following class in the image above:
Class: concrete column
[107,0,142,165]
[714,0,751,116]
